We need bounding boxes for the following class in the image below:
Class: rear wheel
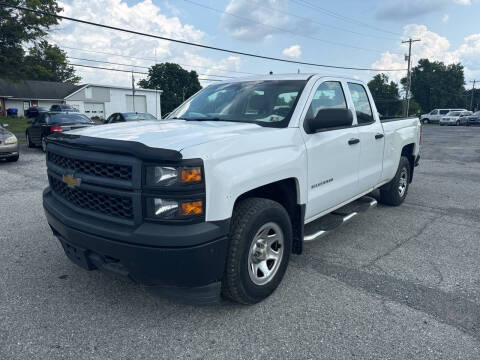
[26,132,34,148]
[422,118,429,124]
[41,136,47,153]
[379,156,410,206]
[222,198,292,304]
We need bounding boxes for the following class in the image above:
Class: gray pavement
[1,125,479,359]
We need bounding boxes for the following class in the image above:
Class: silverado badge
[62,174,81,188]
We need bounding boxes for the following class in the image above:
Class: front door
[29,113,47,144]
[302,80,360,221]
[347,82,384,192]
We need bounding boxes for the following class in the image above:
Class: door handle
[375,133,384,139]
[348,138,360,145]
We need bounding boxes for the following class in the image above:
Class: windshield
[50,114,92,124]
[447,111,461,116]
[166,80,307,127]
[124,112,157,121]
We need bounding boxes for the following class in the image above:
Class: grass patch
[0,116,30,136]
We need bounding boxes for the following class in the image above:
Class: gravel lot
[1,125,479,359]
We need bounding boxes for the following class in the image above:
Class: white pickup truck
[43,74,421,305]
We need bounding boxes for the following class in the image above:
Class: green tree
[0,0,62,80]
[401,59,465,112]
[138,63,202,114]
[367,73,403,117]
[23,41,80,83]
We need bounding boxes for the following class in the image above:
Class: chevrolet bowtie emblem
[62,174,81,188]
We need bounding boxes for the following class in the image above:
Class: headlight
[146,197,204,220]
[4,135,17,145]
[145,166,202,187]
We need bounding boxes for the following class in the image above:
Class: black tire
[222,198,292,304]
[41,136,47,153]
[422,118,429,124]
[379,156,411,206]
[6,154,19,162]
[26,131,35,148]
[456,120,460,126]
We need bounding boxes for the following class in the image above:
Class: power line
[0,2,407,72]
[68,56,238,78]
[68,63,223,81]
[291,0,402,36]
[60,45,257,75]
[183,0,398,54]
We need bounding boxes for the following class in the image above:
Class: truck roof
[211,73,363,84]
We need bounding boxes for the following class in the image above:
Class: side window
[440,110,449,115]
[347,83,374,125]
[37,114,46,124]
[306,81,347,121]
[430,110,438,115]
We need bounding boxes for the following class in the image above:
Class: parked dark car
[105,112,157,123]
[465,111,480,126]
[26,112,94,152]
[50,104,79,113]
[25,106,49,118]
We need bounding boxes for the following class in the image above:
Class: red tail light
[50,126,63,133]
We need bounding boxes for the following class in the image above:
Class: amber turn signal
[180,168,202,183]
[180,201,203,216]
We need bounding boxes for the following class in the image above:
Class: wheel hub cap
[248,222,284,286]
[398,167,408,197]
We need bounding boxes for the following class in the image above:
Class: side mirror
[304,108,353,134]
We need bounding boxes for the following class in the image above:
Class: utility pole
[402,38,421,116]
[469,80,478,111]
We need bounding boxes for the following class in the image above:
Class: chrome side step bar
[304,196,377,242]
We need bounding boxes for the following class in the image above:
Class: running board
[304,196,377,242]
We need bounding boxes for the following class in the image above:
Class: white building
[0,79,162,119]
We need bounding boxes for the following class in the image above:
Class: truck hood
[66,120,270,151]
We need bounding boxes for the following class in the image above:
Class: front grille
[50,176,133,219]
[48,152,132,181]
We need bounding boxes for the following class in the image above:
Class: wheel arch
[234,178,305,255]
[401,143,415,182]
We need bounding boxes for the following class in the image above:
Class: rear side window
[348,83,374,124]
[50,114,91,124]
[306,81,347,120]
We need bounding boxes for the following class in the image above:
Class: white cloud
[49,0,239,87]
[375,0,473,20]
[282,45,301,59]
[442,14,450,23]
[372,24,480,82]
[220,0,290,41]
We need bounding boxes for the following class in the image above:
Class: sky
[47,0,480,89]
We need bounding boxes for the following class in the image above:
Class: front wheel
[422,118,429,124]
[456,120,460,126]
[222,198,292,304]
[379,156,411,206]
[26,132,35,148]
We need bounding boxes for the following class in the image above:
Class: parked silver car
[439,110,472,126]
[420,108,467,124]
[0,123,19,162]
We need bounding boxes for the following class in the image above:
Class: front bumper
[0,143,19,158]
[43,188,230,304]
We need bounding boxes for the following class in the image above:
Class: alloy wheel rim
[248,222,284,286]
[398,167,408,197]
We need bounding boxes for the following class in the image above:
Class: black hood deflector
[47,133,182,162]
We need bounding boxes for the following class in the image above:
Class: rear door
[302,79,360,221]
[29,114,47,144]
[347,82,384,192]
